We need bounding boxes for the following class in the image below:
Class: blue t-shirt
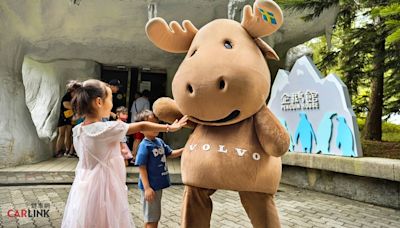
[135,137,173,191]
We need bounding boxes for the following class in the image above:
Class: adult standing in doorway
[129,90,150,163]
[130,90,150,122]
[55,81,80,158]
[109,79,126,120]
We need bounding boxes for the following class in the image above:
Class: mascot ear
[254,38,279,60]
[241,0,283,38]
[146,17,198,53]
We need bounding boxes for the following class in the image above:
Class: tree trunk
[364,31,385,141]
[343,72,353,99]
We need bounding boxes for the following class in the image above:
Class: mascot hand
[153,97,196,128]
[254,104,290,157]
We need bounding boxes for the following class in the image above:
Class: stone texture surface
[285,44,314,70]
[282,165,400,209]
[22,57,100,143]
[282,152,400,181]
[1,184,399,227]
[281,153,400,209]
[0,0,339,167]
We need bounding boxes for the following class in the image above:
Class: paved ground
[0,184,399,228]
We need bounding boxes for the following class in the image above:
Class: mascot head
[146,0,283,126]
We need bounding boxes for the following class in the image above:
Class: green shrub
[357,118,365,131]
[357,118,400,142]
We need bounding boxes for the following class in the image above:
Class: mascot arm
[153,97,196,129]
[254,104,290,157]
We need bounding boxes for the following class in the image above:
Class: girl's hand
[144,187,156,202]
[169,115,188,132]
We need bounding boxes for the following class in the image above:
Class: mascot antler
[146,17,198,53]
[241,0,283,38]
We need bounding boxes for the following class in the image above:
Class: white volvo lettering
[187,143,261,161]
[234,148,247,157]
[189,144,197,151]
[202,144,211,151]
[252,153,261,160]
[218,145,228,153]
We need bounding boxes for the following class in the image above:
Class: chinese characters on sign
[281,90,319,111]
[268,56,362,157]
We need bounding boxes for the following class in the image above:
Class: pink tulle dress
[61,121,135,228]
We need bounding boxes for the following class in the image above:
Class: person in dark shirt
[109,79,126,120]
[55,81,80,158]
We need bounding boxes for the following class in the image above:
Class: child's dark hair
[135,109,155,122]
[66,80,82,93]
[71,79,109,116]
[116,106,128,115]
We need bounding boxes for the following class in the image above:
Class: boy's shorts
[141,189,163,223]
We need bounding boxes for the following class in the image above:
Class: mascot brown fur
[145,0,290,227]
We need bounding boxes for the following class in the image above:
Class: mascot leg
[181,185,216,228]
[239,191,281,228]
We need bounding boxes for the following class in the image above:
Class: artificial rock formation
[22,57,100,143]
[0,0,338,167]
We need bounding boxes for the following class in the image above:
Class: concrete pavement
[1,184,399,228]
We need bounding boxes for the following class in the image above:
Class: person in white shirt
[130,90,150,123]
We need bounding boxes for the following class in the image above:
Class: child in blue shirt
[135,110,183,228]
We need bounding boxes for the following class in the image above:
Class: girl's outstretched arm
[127,115,188,135]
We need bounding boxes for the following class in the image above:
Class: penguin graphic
[294,112,317,153]
[316,112,337,154]
[278,118,295,152]
[336,116,356,157]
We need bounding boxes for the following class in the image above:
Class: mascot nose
[186,77,227,96]
[186,83,194,94]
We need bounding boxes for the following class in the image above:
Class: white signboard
[140,81,151,92]
[268,56,362,157]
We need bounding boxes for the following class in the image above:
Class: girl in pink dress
[61,79,187,228]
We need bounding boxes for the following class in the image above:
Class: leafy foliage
[278,0,400,141]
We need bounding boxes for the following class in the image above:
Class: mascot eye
[190,50,197,57]
[224,41,233,49]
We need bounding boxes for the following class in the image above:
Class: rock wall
[22,57,100,143]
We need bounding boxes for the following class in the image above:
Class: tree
[374,3,400,122]
[279,0,400,141]
[374,3,400,45]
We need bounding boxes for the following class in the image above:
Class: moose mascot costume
[145,0,290,227]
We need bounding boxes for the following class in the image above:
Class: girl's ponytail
[72,85,88,116]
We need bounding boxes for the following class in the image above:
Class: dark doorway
[101,65,129,107]
[100,66,167,123]
[140,70,168,108]
[100,65,139,122]
[128,68,139,122]
[139,69,168,140]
